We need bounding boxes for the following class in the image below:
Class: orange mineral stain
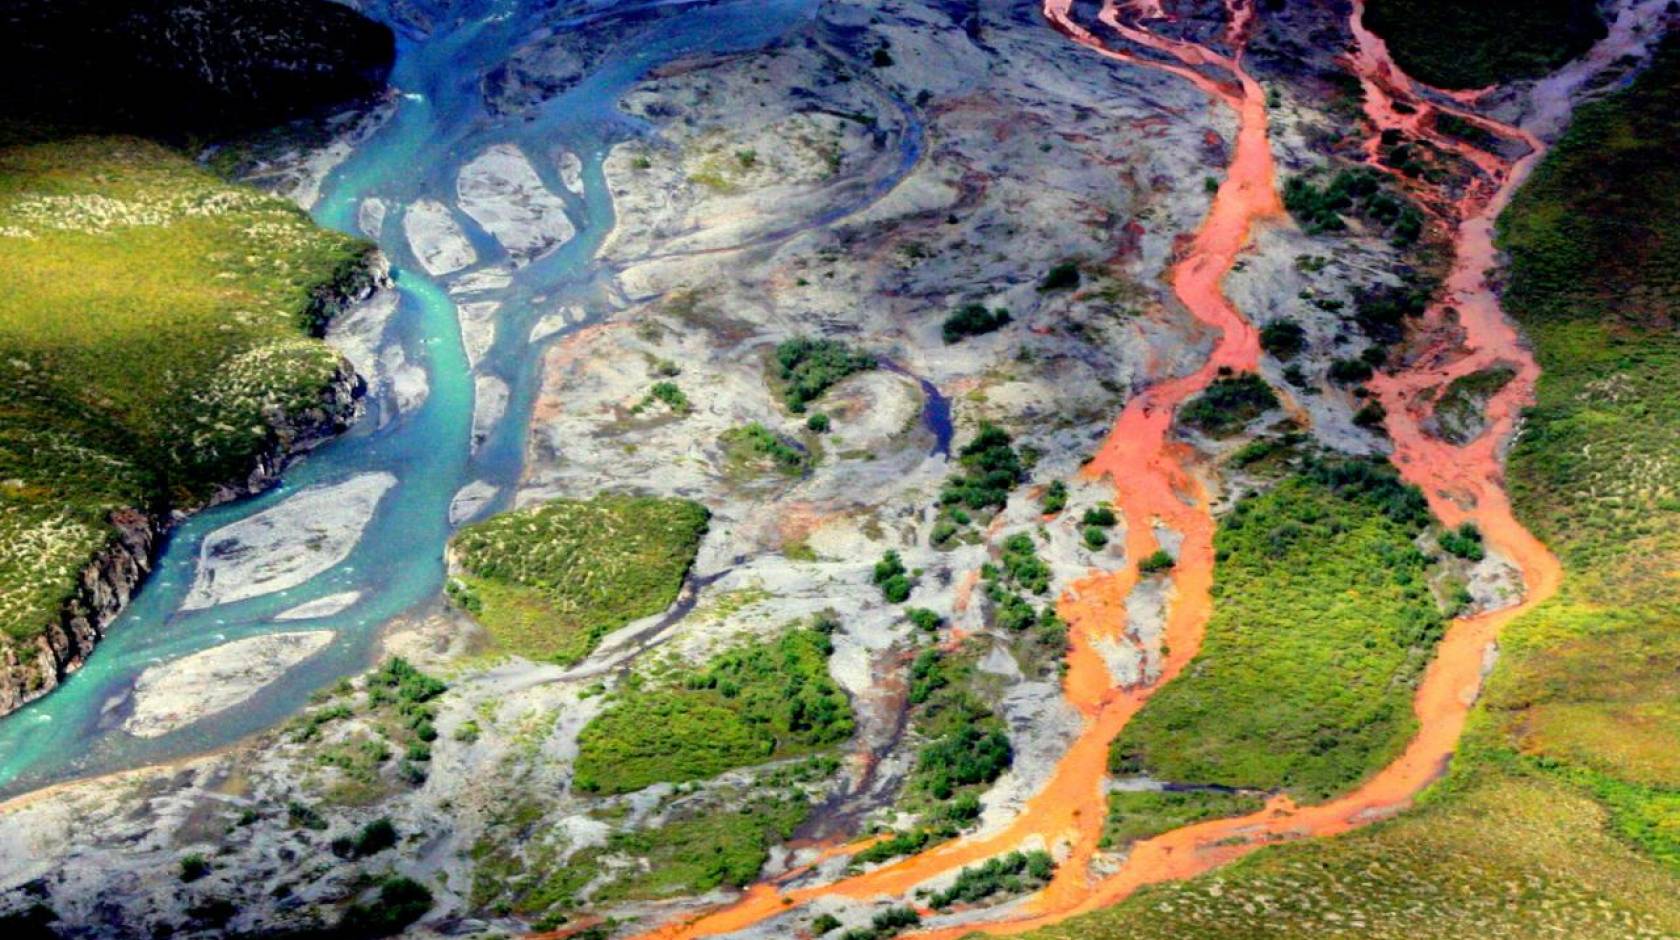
[576,0,1633,936]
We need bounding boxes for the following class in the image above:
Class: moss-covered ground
[1028,32,1680,940]
[447,494,710,665]
[0,135,369,647]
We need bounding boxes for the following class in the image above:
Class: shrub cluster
[773,337,876,412]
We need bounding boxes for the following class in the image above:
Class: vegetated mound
[1178,372,1279,436]
[1109,458,1446,803]
[1362,0,1605,89]
[447,494,711,665]
[573,625,853,794]
[0,136,375,705]
[0,0,394,139]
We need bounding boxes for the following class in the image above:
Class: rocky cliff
[0,252,390,719]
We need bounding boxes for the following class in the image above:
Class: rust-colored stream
[597,1,1602,936]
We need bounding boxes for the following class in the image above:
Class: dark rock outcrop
[0,0,395,139]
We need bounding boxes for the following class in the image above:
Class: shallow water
[0,0,841,798]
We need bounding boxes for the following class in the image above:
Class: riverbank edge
[0,248,393,719]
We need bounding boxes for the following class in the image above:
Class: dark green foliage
[368,657,445,707]
[1439,522,1485,561]
[1353,400,1388,430]
[1084,526,1109,550]
[1328,357,1374,385]
[928,850,1056,909]
[943,303,1012,343]
[287,800,327,831]
[575,628,853,793]
[179,853,210,882]
[1137,549,1174,574]
[1040,480,1068,514]
[600,794,808,896]
[339,876,432,938]
[996,533,1051,594]
[1259,318,1306,360]
[1353,280,1435,345]
[813,913,843,935]
[873,550,912,603]
[1082,505,1117,527]
[1282,168,1422,243]
[720,422,811,476]
[940,422,1025,513]
[773,337,876,412]
[837,906,920,940]
[854,827,934,866]
[918,724,1012,800]
[906,607,943,632]
[1363,0,1605,88]
[806,412,831,433]
[331,818,397,859]
[871,47,894,68]
[1178,372,1279,436]
[1039,261,1081,292]
[1109,467,1446,801]
[634,380,690,415]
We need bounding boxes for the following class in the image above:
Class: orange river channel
[576,1,1604,937]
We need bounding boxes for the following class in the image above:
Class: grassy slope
[1108,462,1444,803]
[1027,34,1680,940]
[0,135,368,644]
[1363,0,1605,89]
[448,495,710,665]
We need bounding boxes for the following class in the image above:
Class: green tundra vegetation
[927,850,1055,910]
[933,422,1029,547]
[0,134,372,658]
[1281,167,1423,245]
[447,495,709,665]
[1101,788,1266,849]
[573,625,853,794]
[1363,0,1605,89]
[285,657,446,803]
[718,421,811,478]
[1177,371,1279,436]
[771,336,876,412]
[1030,33,1680,940]
[1109,458,1444,802]
[942,302,1012,344]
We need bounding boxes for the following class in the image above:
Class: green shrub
[1084,526,1109,550]
[813,913,843,934]
[1039,261,1081,292]
[1082,505,1117,527]
[1328,357,1375,385]
[806,412,830,433]
[179,853,210,883]
[1363,0,1604,88]
[928,850,1056,909]
[1439,521,1485,561]
[940,422,1024,512]
[1178,372,1279,435]
[943,303,1012,343]
[1259,319,1306,359]
[339,875,432,937]
[1040,480,1068,514]
[906,607,943,632]
[1137,549,1174,574]
[720,422,811,476]
[773,337,876,412]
